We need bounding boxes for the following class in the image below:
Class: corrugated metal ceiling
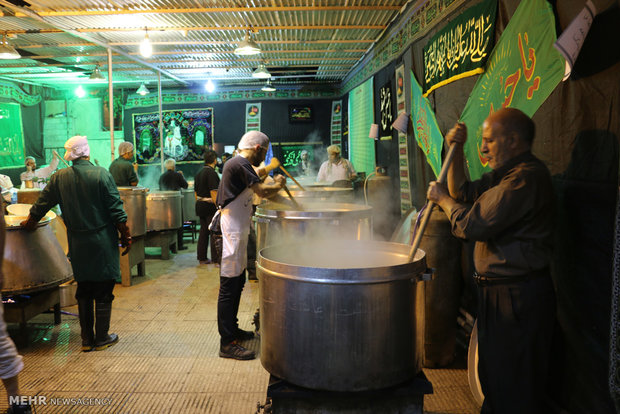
[0,0,411,91]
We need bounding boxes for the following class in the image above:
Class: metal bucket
[2,215,73,294]
[17,188,41,204]
[146,191,182,231]
[181,188,198,222]
[258,240,426,392]
[118,186,148,237]
[255,202,372,254]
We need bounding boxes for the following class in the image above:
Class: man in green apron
[22,136,131,352]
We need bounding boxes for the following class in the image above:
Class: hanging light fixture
[252,62,271,79]
[234,29,261,56]
[205,79,215,93]
[261,79,276,92]
[89,64,105,80]
[0,33,20,60]
[140,28,152,58]
[136,83,150,95]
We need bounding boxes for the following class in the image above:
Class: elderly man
[216,131,286,360]
[20,152,59,189]
[316,144,356,184]
[159,158,188,191]
[427,108,556,414]
[109,141,138,187]
[22,136,131,352]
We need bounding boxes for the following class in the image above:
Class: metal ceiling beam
[3,24,385,35]
[17,39,375,49]
[0,0,188,86]
[15,49,366,59]
[5,5,401,17]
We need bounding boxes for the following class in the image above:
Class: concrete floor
[0,239,480,414]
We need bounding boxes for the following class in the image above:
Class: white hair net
[64,136,90,161]
[118,141,134,156]
[237,131,270,150]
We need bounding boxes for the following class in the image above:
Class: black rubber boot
[77,298,95,352]
[94,301,119,351]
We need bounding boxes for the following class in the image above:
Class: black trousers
[75,280,115,303]
[217,272,246,346]
[477,275,556,414]
[246,222,257,278]
[197,214,215,261]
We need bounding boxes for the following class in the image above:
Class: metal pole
[158,72,164,173]
[107,48,115,163]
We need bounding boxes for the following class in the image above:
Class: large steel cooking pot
[279,185,354,203]
[181,188,198,222]
[146,191,182,231]
[2,215,73,294]
[118,186,147,237]
[258,240,427,392]
[255,202,372,254]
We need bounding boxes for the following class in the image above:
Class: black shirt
[216,155,260,209]
[450,151,554,277]
[194,165,220,217]
[109,157,138,187]
[159,169,188,191]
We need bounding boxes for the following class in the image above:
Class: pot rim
[257,240,426,284]
[256,202,372,219]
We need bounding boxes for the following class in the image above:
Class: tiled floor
[0,241,480,413]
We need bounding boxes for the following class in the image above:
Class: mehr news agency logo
[10,395,113,407]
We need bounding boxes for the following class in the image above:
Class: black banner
[422,0,496,96]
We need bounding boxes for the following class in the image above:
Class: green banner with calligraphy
[423,0,496,96]
[460,0,565,180]
[0,80,41,106]
[410,70,443,178]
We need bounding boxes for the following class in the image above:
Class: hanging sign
[423,0,497,96]
[379,81,393,140]
[330,100,342,146]
[395,64,412,214]
[245,103,261,133]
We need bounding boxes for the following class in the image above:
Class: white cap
[237,131,269,150]
[64,136,90,161]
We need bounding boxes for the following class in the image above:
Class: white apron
[220,187,254,277]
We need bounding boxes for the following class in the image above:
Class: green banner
[460,0,565,180]
[423,0,497,96]
[410,70,444,178]
[0,102,25,168]
[0,80,41,106]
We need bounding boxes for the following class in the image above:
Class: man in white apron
[216,131,286,360]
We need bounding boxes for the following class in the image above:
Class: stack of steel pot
[2,215,72,294]
[146,191,182,231]
[257,239,427,391]
[118,186,148,237]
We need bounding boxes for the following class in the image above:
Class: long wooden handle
[278,165,306,191]
[408,143,459,262]
[282,184,301,209]
[53,150,71,169]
